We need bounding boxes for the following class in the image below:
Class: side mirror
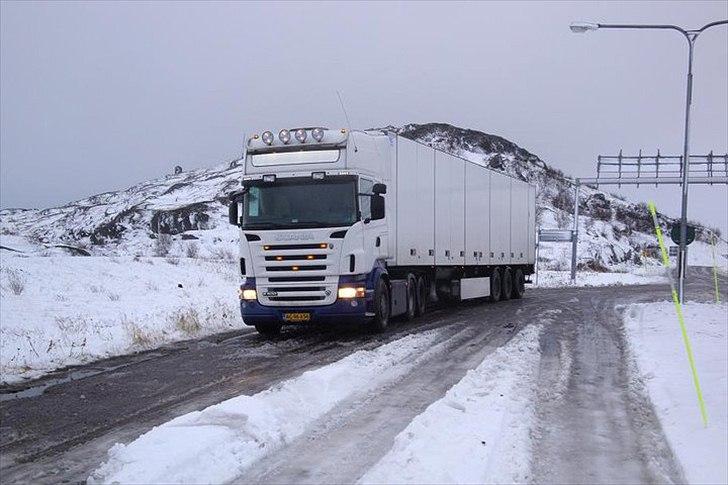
[372,183,387,195]
[228,190,245,226]
[371,194,385,220]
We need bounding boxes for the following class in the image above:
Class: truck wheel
[502,267,513,300]
[370,279,390,332]
[512,268,525,299]
[403,275,416,321]
[415,275,428,316]
[254,322,281,338]
[489,268,502,302]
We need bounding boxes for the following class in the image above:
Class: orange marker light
[307,255,315,260]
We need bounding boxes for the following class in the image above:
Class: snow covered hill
[1,122,725,270]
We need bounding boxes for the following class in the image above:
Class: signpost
[538,229,575,242]
[538,229,577,283]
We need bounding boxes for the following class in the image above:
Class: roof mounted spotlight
[311,127,325,142]
[294,128,307,143]
[261,131,274,145]
[279,129,291,144]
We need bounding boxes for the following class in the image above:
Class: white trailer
[229,128,536,336]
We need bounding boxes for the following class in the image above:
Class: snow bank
[687,239,728,271]
[535,267,668,288]
[361,324,544,484]
[624,302,728,484]
[0,255,243,384]
[89,330,443,484]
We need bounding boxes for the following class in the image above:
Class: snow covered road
[0,270,725,484]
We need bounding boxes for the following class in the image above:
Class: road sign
[669,246,679,257]
[539,229,574,243]
[670,224,695,245]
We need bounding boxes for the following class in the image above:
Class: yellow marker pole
[648,201,708,427]
[710,234,721,304]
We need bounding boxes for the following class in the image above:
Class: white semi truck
[229,127,536,336]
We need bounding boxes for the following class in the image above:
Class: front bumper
[240,297,369,325]
[239,275,373,325]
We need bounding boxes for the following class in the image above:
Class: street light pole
[570,20,728,303]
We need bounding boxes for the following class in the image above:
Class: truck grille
[253,240,338,306]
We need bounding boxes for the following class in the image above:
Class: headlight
[312,127,325,142]
[279,129,291,144]
[239,289,257,300]
[294,129,307,143]
[261,131,274,145]
[338,287,365,299]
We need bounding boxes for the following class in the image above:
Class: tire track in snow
[235,297,554,484]
[360,323,546,484]
[88,329,448,484]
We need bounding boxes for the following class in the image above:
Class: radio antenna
[336,90,358,152]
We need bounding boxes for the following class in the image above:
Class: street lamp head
[570,22,600,33]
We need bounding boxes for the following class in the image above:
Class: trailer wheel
[370,279,390,332]
[403,275,416,321]
[415,275,428,316]
[512,269,525,299]
[489,268,502,302]
[502,267,513,300]
[254,322,281,338]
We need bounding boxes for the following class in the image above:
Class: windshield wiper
[290,220,350,228]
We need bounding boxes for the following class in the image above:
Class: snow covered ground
[88,321,551,485]
[88,330,444,484]
[535,238,727,288]
[535,267,668,288]
[360,324,544,484]
[0,254,243,384]
[624,301,728,484]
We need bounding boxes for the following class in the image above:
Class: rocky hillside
[0,123,723,270]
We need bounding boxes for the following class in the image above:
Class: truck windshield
[241,176,358,229]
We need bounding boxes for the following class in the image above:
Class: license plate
[283,312,311,322]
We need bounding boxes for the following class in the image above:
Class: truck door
[360,177,388,264]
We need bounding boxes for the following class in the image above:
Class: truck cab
[229,128,396,336]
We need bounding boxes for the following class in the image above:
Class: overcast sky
[1,1,727,233]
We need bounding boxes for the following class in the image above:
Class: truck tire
[370,279,390,332]
[502,267,513,300]
[403,275,416,321]
[415,275,428,316]
[255,322,281,338]
[489,268,502,302]
[512,268,525,299]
